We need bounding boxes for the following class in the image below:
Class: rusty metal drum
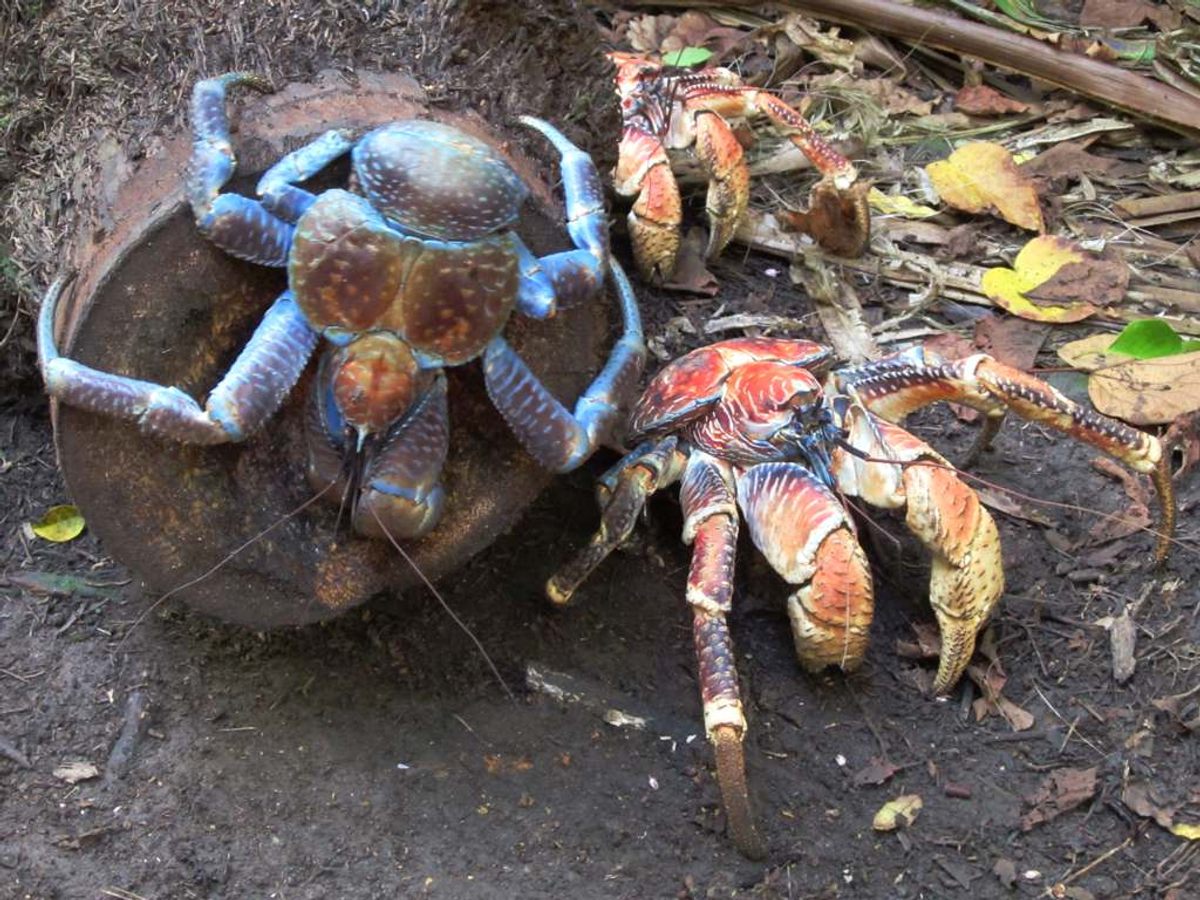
[48,72,610,628]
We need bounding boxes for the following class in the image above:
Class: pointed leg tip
[712,725,766,860]
[545,577,575,607]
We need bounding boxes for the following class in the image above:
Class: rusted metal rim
[51,71,610,628]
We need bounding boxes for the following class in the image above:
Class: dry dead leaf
[1080,0,1180,30]
[981,236,1118,323]
[926,142,1044,232]
[973,315,1048,370]
[872,794,923,831]
[1085,458,1151,545]
[1089,351,1200,425]
[810,74,932,116]
[664,228,719,296]
[954,85,1029,116]
[1057,333,1134,371]
[968,663,1036,731]
[54,761,100,784]
[1020,767,1098,830]
[1122,779,1177,829]
[1020,141,1127,181]
[852,756,900,787]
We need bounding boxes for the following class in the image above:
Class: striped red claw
[550,336,1171,859]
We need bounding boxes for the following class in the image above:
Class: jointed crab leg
[483,260,646,471]
[546,438,686,604]
[40,281,318,443]
[256,130,355,223]
[513,117,612,312]
[188,73,295,266]
[834,349,1175,560]
[679,451,765,860]
[693,112,750,261]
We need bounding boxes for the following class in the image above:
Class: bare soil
[2,3,1198,898]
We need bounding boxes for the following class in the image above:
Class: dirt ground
[2,3,1198,898]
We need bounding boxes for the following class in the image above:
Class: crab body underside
[549,336,1173,858]
[40,73,645,542]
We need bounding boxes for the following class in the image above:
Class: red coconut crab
[548,337,1174,858]
[39,73,645,539]
[610,51,872,282]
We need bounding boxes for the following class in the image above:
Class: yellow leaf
[1170,822,1200,840]
[869,187,940,219]
[926,142,1044,231]
[30,505,86,543]
[980,236,1098,323]
[1057,333,1134,372]
[1088,350,1200,425]
[873,794,923,831]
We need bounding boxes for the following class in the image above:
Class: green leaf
[662,47,713,68]
[29,504,85,542]
[1109,319,1200,359]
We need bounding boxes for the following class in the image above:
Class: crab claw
[614,127,682,281]
[778,178,872,258]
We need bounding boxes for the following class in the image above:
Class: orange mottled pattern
[291,192,416,331]
[398,237,518,365]
[331,334,422,433]
[796,527,874,671]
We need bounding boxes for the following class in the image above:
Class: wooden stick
[632,0,1200,134]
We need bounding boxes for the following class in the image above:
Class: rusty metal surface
[52,72,610,628]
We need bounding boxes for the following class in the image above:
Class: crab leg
[511,117,610,311]
[256,129,355,223]
[483,260,645,471]
[833,407,1003,693]
[546,437,686,605]
[679,452,765,860]
[735,462,875,675]
[188,73,295,267]
[39,280,318,444]
[613,127,683,281]
[834,349,1174,560]
[693,111,750,261]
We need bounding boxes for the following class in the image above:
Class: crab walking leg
[39,280,318,444]
[188,73,295,266]
[835,408,1004,693]
[735,462,875,673]
[483,260,645,471]
[353,374,451,540]
[685,88,859,187]
[692,111,750,260]
[834,349,1174,560]
[546,438,686,605]
[513,116,611,311]
[256,129,355,223]
[675,452,765,859]
[613,127,683,281]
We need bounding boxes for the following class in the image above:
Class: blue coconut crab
[39,73,645,540]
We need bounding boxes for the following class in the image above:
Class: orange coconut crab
[548,337,1174,858]
[610,52,871,282]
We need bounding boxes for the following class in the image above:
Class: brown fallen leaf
[54,761,100,784]
[852,756,900,787]
[1025,253,1128,309]
[981,236,1108,323]
[1088,351,1200,426]
[926,142,1045,232]
[968,663,1036,731]
[1122,779,1177,829]
[954,84,1029,116]
[810,73,932,116]
[1020,767,1098,830]
[1080,0,1181,30]
[664,228,719,296]
[778,179,871,258]
[1020,141,1129,182]
[973,315,1048,370]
